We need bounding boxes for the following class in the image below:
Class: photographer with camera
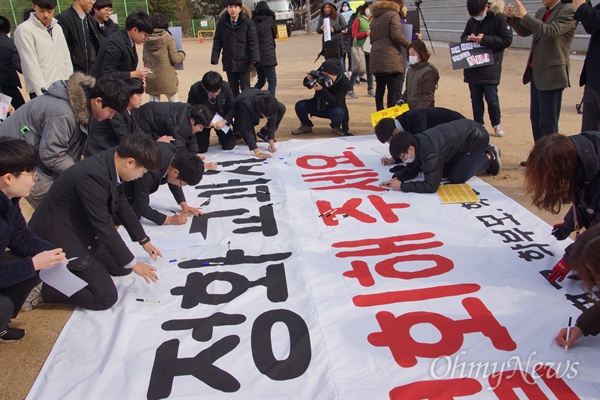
[291,59,351,137]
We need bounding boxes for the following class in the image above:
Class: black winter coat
[0,33,21,87]
[94,18,120,42]
[134,102,198,154]
[461,11,513,85]
[394,120,488,193]
[211,12,260,73]
[85,110,146,157]
[304,73,351,132]
[0,192,54,289]
[397,107,466,134]
[252,10,278,67]
[56,6,102,74]
[187,81,236,123]
[575,2,600,90]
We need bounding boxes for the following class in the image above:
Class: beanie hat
[319,59,341,75]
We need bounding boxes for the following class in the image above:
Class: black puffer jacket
[560,131,600,262]
[460,11,513,85]
[211,10,260,72]
[252,8,277,67]
[394,120,487,193]
[134,102,198,154]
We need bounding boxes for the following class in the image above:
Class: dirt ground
[0,31,587,398]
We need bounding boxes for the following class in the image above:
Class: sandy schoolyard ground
[1,31,587,398]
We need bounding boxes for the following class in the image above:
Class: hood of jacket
[371,1,400,18]
[145,29,170,51]
[45,72,95,126]
[489,0,505,15]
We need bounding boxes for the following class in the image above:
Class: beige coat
[143,29,186,96]
[369,1,409,75]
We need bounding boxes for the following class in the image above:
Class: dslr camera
[304,70,333,89]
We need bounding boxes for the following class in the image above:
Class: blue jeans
[530,76,563,141]
[350,53,373,91]
[469,83,501,127]
[254,66,277,97]
[295,98,345,128]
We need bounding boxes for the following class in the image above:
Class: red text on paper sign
[296,149,387,192]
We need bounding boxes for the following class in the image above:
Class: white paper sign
[0,93,12,120]
[170,26,184,71]
[39,258,87,297]
[211,112,230,133]
[323,18,331,42]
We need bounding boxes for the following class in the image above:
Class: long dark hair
[524,134,579,214]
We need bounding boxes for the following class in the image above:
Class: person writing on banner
[187,71,236,153]
[379,119,501,193]
[505,0,576,166]
[235,88,286,159]
[0,138,66,343]
[553,224,600,348]
[398,39,439,110]
[524,132,600,283]
[375,107,466,167]
[573,0,600,132]
[461,0,513,138]
[124,142,205,226]
[28,136,163,311]
[292,59,351,137]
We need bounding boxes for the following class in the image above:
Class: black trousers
[0,251,41,329]
[375,73,400,111]
[442,131,490,183]
[41,243,131,311]
[582,84,600,132]
[196,126,236,153]
[226,71,251,97]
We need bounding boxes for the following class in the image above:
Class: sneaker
[354,80,361,86]
[346,91,358,99]
[493,124,505,137]
[256,127,269,143]
[291,125,313,135]
[359,77,368,83]
[0,327,25,343]
[331,127,347,136]
[486,144,501,176]
[21,283,43,312]
[520,161,527,167]
[367,90,375,97]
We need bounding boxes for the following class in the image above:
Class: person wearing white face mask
[398,39,439,109]
[461,0,513,138]
[379,119,501,193]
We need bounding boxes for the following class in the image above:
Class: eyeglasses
[17,170,38,181]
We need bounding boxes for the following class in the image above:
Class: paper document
[0,93,11,120]
[211,112,230,133]
[159,232,206,252]
[40,257,87,297]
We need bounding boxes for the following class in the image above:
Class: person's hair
[226,0,243,7]
[125,11,153,34]
[320,2,338,18]
[0,138,39,177]
[394,0,405,10]
[375,118,396,144]
[93,0,113,11]
[32,0,57,10]
[190,104,213,127]
[467,0,488,16]
[256,95,278,118]
[171,152,205,185]
[201,71,223,92]
[389,131,416,157]
[151,13,169,30]
[116,135,162,170]
[122,77,145,96]
[525,134,580,214]
[23,8,34,21]
[568,224,600,298]
[254,0,271,12]
[89,76,131,113]
[408,39,430,62]
[356,4,366,16]
[0,16,11,33]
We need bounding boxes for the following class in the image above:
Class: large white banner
[28,136,600,399]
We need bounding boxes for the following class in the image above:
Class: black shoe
[257,128,269,143]
[359,77,367,82]
[486,144,501,176]
[520,161,527,167]
[0,327,25,343]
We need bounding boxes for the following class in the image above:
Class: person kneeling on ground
[0,138,67,343]
[187,71,236,153]
[28,136,163,311]
[375,107,466,167]
[379,119,501,193]
[124,142,204,226]
[234,88,286,159]
[292,59,351,137]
